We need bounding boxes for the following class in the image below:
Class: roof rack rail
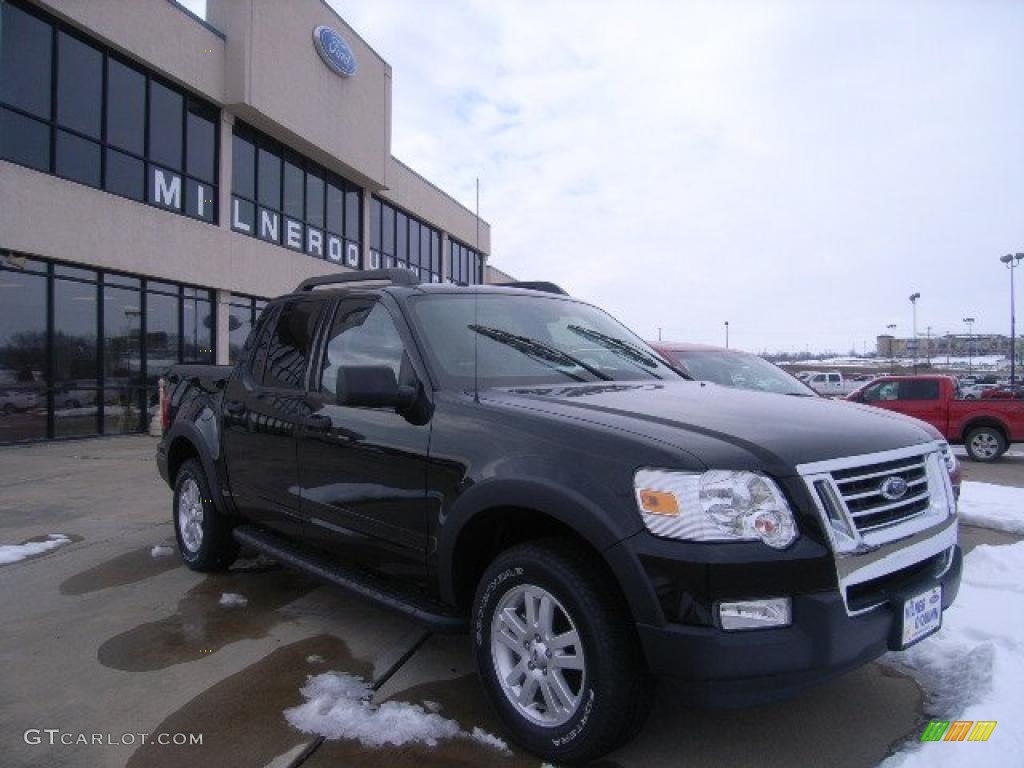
[295,269,420,292]
[496,281,568,296]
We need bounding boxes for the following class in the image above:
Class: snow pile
[150,545,175,558]
[0,534,72,565]
[284,672,510,754]
[880,541,1024,765]
[218,592,248,607]
[957,482,1024,535]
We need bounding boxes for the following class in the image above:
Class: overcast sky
[188,0,1023,353]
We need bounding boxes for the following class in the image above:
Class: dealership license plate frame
[900,585,943,649]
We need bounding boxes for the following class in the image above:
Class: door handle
[224,400,245,416]
[300,414,332,432]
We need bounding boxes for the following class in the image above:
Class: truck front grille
[830,455,931,533]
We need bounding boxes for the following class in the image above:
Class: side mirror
[336,365,417,411]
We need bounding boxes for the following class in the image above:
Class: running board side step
[233,525,467,633]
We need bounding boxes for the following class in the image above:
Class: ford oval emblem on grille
[879,476,909,501]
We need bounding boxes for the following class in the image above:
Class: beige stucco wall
[35,0,226,103]
[208,0,391,188]
[0,161,358,299]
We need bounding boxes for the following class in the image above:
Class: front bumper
[636,543,960,706]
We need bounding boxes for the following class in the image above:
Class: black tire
[173,458,239,571]
[472,538,652,764]
[964,426,1006,462]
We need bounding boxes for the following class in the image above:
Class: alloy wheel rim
[971,432,998,459]
[178,477,204,553]
[490,583,586,727]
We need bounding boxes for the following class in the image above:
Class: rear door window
[259,301,321,390]
[898,380,940,401]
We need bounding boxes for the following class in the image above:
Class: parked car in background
[804,371,861,397]
[647,342,816,396]
[0,389,40,414]
[847,374,1024,461]
[980,384,1024,400]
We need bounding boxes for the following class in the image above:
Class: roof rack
[295,269,420,292]
[496,281,569,296]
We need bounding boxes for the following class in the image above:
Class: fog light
[718,597,792,630]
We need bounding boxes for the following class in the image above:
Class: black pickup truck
[157,270,961,763]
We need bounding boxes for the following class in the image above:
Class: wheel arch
[961,417,1009,445]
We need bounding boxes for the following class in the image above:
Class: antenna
[473,176,480,402]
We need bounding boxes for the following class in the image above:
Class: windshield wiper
[469,325,613,382]
[566,325,665,379]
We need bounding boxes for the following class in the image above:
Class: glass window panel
[55,264,97,281]
[186,178,215,223]
[420,226,431,273]
[106,59,145,155]
[148,81,183,170]
[326,181,343,234]
[56,32,102,139]
[103,273,140,289]
[183,296,214,363]
[228,298,253,364]
[261,301,320,389]
[381,204,394,255]
[283,157,304,219]
[395,213,407,263]
[145,288,180,409]
[0,3,52,119]
[344,185,360,241]
[54,278,99,437]
[231,196,254,234]
[146,280,179,295]
[431,232,440,276]
[0,108,50,172]
[305,170,324,228]
[408,220,420,267]
[103,285,144,434]
[257,146,281,209]
[231,133,255,199]
[320,301,405,397]
[370,198,381,250]
[105,148,144,201]
[56,131,100,188]
[186,108,215,183]
[0,266,48,442]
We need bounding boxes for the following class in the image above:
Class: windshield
[669,349,814,396]
[408,293,683,388]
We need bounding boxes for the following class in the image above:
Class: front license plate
[901,586,943,648]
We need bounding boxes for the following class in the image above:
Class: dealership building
[0,0,495,443]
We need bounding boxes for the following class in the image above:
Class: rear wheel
[964,426,1006,462]
[472,539,651,764]
[173,458,238,571]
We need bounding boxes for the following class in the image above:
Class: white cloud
[334,0,1023,352]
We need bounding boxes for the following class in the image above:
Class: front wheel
[173,458,239,571]
[472,539,651,764]
[964,426,1006,462]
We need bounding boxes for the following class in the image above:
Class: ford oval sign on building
[313,25,357,77]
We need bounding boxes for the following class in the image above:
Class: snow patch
[0,534,72,565]
[150,544,175,558]
[218,592,248,607]
[880,541,1024,766]
[958,482,1024,535]
[284,672,512,754]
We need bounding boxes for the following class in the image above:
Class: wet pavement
[0,435,1020,767]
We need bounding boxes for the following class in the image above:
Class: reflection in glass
[0,266,47,442]
[146,288,180,420]
[229,299,254,364]
[183,291,214,363]
[54,278,99,437]
[103,285,144,434]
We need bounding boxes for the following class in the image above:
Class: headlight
[937,441,957,474]
[634,469,798,549]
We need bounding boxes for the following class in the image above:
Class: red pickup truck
[847,374,1024,462]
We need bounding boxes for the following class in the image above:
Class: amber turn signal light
[638,489,679,516]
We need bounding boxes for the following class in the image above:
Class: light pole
[1000,253,1024,386]
[925,325,932,368]
[886,323,897,374]
[909,292,921,374]
[724,321,729,349]
[963,317,975,374]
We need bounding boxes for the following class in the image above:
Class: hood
[486,380,935,473]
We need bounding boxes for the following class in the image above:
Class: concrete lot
[0,435,1019,768]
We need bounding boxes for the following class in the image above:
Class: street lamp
[886,323,897,374]
[962,317,975,374]
[1000,253,1024,386]
[908,293,921,374]
[724,321,729,349]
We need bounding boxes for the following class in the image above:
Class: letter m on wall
[920,721,950,741]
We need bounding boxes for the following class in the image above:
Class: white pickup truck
[805,371,862,397]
